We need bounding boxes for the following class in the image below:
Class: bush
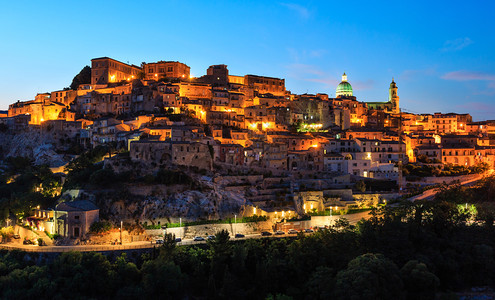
[90,221,113,233]
[45,232,61,240]
[89,168,117,186]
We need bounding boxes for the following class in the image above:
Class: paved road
[0,211,372,253]
[409,173,486,201]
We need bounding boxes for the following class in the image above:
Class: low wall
[147,221,273,238]
[410,173,482,185]
[213,175,263,185]
[352,193,400,206]
[147,210,373,238]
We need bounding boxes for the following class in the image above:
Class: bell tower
[389,78,399,114]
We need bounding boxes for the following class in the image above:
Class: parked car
[174,238,182,243]
[13,234,20,239]
[261,231,272,236]
[235,233,245,238]
[155,239,164,244]
[288,229,298,234]
[275,230,285,235]
[193,236,205,242]
[304,229,314,233]
[23,239,33,245]
[207,235,216,240]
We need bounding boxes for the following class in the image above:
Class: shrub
[89,168,117,186]
[90,221,113,234]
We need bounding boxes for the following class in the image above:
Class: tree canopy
[69,66,91,90]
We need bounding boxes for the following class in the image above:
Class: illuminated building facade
[366,79,398,114]
[142,61,190,80]
[91,57,142,85]
[244,74,285,96]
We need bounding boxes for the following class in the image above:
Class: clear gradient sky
[1,0,494,120]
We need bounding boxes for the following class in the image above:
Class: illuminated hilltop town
[1,56,494,237]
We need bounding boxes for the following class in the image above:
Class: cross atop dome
[342,72,347,82]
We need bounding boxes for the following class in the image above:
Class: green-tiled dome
[336,73,353,97]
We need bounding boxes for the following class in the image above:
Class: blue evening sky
[1,0,494,120]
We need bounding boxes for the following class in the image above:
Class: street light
[329,208,333,226]
[120,221,123,245]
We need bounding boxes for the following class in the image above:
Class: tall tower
[389,78,399,114]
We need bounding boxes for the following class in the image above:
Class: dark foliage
[69,66,91,90]
[0,158,59,222]
[3,178,495,299]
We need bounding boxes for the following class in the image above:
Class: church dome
[336,73,353,97]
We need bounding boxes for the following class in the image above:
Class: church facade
[366,79,400,114]
[334,73,400,114]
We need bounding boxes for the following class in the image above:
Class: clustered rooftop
[2,56,492,181]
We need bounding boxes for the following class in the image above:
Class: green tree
[69,66,91,90]
[159,233,178,260]
[355,180,366,193]
[141,260,185,298]
[400,260,439,300]
[89,168,116,186]
[334,253,404,300]
[209,229,232,293]
[306,266,335,300]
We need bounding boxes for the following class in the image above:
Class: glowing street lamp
[234,214,237,235]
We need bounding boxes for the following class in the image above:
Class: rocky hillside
[0,132,69,168]
[73,175,249,225]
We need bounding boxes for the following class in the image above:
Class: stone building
[213,143,245,166]
[55,200,99,239]
[244,74,285,96]
[91,57,142,85]
[441,146,476,166]
[142,61,190,80]
[130,140,212,170]
[366,79,399,114]
[8,93,75,125]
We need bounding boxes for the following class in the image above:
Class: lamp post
[120,221,123,245]
[329,208,333,226]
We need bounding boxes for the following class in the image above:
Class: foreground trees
[2,178,495,299]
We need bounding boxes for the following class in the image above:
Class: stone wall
[147,221,273,238]
[352,193,399,207]
[213,175,264,185]
[145,211,375,238]
[412,174,481,185]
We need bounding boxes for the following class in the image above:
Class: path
[409,172,489,201]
